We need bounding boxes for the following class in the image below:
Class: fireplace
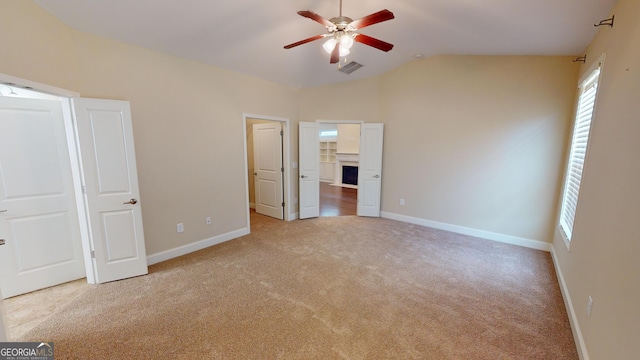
[334,153,359,189]
[342,166,358,186]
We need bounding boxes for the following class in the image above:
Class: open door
[0,97,86,298]
[357,123,384,217]
[72,98,148,283]
[298,122,320,219]
[253,122,284,219]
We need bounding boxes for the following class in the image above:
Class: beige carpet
[19,213,578,359]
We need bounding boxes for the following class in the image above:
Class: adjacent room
[0,0,637,359]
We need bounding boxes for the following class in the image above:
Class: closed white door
[253,122,283,219]
[298,122,320,219]
[0,97,85,298]
[357,123,384,217]
[72,98,148,283]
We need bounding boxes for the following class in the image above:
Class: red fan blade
[284,35,325,49]
[298,10,334,28]
[330,42,340,64]
[349,9,394,30]
[354,34,394,52]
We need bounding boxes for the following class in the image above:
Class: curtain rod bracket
[573,55,587,64]
[594,15,614,28]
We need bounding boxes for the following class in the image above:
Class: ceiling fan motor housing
[329,16,354,31]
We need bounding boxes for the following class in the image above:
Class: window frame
[558,54,605,250]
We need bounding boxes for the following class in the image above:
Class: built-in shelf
[320,141,337,182]
[320,141,337,163]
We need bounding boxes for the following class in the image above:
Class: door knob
[301,175,307,179]
[122,198,138,205]
[373,174,380,178]
[0,239,5,246]
[0,209,6,213]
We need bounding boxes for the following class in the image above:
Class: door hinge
[91,250,95,258]
[280,130,284,136]
[281,167,284,172]
[282,202,285,207]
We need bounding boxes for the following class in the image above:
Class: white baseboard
[551,248,589,360]
[380,211,552,252]
[146,227,249,265]
[287,212,299,221]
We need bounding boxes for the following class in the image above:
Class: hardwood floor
[319,182,357,216]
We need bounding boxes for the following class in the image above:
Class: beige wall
[0,1,299,256]
[381,56,579,242]
[299,76,382,122]
[336,124,360,154]
[301,56,578,244]
[552,0,640,358]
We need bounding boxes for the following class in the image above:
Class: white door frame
[0,73,97,284]
[316,120,364,125]
[0,288,6,341]
[242,114,292,226]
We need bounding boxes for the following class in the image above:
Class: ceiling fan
[284,0,395,64]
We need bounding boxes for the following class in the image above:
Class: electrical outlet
[177,223,184,233]
[586,296,593,317]
[400,198,405,206]
[206,217,212,225]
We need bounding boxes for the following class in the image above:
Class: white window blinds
[559,67,601,241]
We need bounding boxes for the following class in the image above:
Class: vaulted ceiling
[33,0,618,88]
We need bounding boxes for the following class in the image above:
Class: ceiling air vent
[338,61,363,75]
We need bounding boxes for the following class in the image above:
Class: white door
[72,98,148,283]
[298,122,320,219]
[253,122,283,219]
[357,123,384,217]
[0,289,6,341]
[0,97,86,298]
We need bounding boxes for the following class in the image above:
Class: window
[320,129,337,138]
[559,63,602,243]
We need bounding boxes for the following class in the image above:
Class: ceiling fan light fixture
[340,33,354,49]
[323,38,337,53]
[324,33,353,57]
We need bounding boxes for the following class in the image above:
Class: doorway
[317,121,362,217]
[0,88,86,298]
[0,73,149,299]
[299,121,383,219]
[243,114,292,225]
